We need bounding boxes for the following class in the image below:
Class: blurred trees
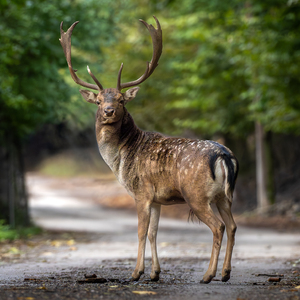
[110,0,300,210]
[1,0,300,224]
[161,0,300,136]
[0,0,118,226]
[162,0,300,210]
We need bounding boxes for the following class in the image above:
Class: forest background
[1,0,300,227]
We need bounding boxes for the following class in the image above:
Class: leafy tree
[0,0,119,226]
[1,0,300,224]
[106,0,300,210]
[158,0,300,136]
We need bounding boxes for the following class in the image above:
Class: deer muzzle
[104,107,115,117]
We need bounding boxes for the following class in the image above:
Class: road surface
[0,174,299,299]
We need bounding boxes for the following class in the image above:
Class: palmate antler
[59,17,162,91]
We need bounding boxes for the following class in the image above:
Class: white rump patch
[214,157,232,201]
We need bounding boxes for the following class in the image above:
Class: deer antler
[59,21,103,91]
[117,16,163,91]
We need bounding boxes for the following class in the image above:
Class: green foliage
[160,0,300,136]
[1,0,300,142]
[0,0,120,141]
[0,220,41,242]
[92,0,299,137]
[0,220,17,241]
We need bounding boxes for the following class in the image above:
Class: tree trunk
[264,131,275,205]
[0,135,29,227]
[255,121,269,213]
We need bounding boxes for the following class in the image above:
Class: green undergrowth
[0,220,42,242]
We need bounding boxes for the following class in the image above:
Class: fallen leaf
[84,274,97,279]
[159,242,170,247]
[77,278,107,284]
[256,274,284,277]
[9,247,20,254]
[268,277,281,282]
[295,285,300,289]
[67,239,75,246]
[132,291,157,295]
[51,240,61,247]
[41,251,53,257]
[281,288,299,292]
[24,278,42,282]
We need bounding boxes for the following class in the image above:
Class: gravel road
[0,174,299,300]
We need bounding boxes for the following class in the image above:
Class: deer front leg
[148,203,161,281]
[132,201,151,281]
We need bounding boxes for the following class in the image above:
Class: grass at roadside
[0,220,42,242]
[35,148,113,179]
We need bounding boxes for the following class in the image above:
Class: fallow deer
[59,16,239,284]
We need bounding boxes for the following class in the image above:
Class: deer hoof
[131,277,139,282]
[150,271,160,281]
[131,275,141,282]
[200,275,214,284]
[221,269,231,282]
[131,270,144,281]
[151,276,160,282]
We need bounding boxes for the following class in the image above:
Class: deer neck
[95,108,142,176]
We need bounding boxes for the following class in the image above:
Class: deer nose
[104,107,115,117]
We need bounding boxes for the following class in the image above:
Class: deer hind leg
[216,197,237,282]
[148,203,161,281]
[189,201,225,284]
[132,201,151,281]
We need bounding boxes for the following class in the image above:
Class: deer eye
[96,100,100,105]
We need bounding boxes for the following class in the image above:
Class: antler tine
[117,62,150,91]
[118,16,163,91]
[116,63,124,92]
[87,66,104,90]
[59,21,103,91]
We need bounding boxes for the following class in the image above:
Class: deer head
[59,17,162,124]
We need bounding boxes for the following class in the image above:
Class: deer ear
[79,90,98,103]
[123,87,140,103]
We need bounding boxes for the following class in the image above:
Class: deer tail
[209,153,239,202]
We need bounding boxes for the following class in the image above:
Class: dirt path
[0,174,299,299]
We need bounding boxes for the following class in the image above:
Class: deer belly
[154,190,186,205]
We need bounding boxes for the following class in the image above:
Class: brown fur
[79,88,239,284]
